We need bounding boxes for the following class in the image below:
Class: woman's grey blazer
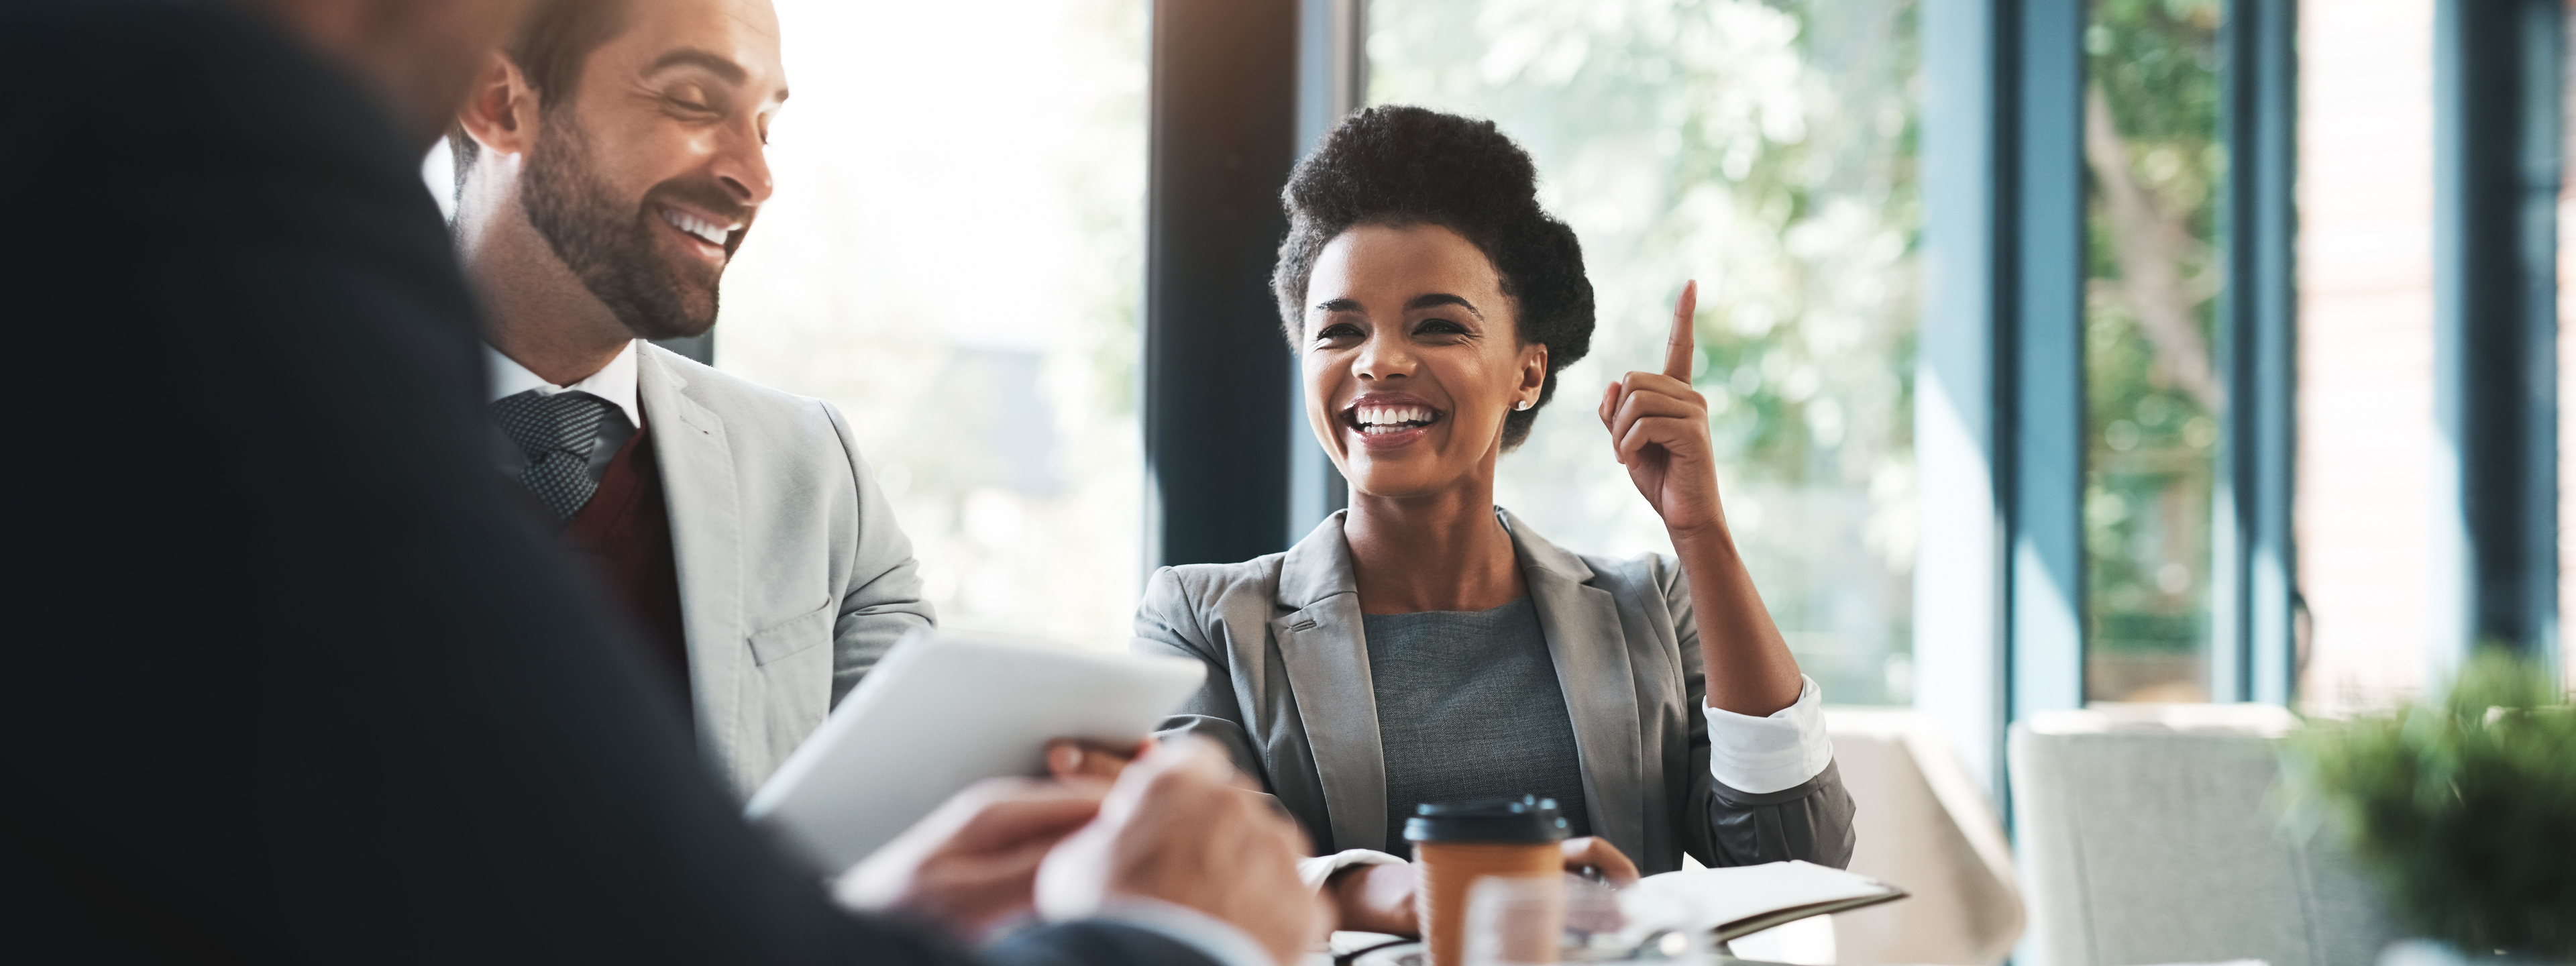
[1132,509,1856,875]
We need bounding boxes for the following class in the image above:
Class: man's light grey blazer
[1134,509,1854,875]
[635,343,933,799]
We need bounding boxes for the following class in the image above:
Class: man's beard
[520,117,749,340]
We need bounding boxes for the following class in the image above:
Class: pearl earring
[1514,399,1534,411]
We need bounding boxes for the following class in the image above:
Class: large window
[2081,0,2228,703]
[1368,0,1923,705]
[415,0,2539,702]
[2294,0,2440,712]
[716,0,1149,649]
[2561,0,2576,698]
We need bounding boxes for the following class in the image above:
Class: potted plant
[2283,651,2576,964]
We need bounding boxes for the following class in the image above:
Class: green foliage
[2284,653,2576,955]
[2088,0,2224,162]
[1369,0,1923,703]
[2080,0,2226,697]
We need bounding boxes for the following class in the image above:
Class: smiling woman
[1117,105,1854,938]
[1274,106,1597,456]
[1303,223,1549,498]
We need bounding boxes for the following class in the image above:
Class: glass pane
[2295,0,2438,713]
[2082,0,2226,703]
[2563,0,2576,698]
[715,1,1147,649]
[1368,0,1923,704]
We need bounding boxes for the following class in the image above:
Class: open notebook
[1336,861,1909,965]
[1624,860,1907,942]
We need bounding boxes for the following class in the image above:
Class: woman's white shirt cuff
[1295,849,1407,892]
[1702,675,1832,794]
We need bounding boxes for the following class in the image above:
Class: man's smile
[657,203,741,259]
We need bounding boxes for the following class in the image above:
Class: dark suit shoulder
[19,0,480,403]
[15,0,427,201]
[986,922,1221,966]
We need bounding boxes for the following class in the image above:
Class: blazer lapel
[1504,510,1649,862]
[1272,513,1390,853]
[635,346,747,784]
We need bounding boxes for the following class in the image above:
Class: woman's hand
[1598,282,1725,539]
[1329,862,1421,935]
[1324,836,1641,937]
[1602,281,1803,716]
[1560,836,1641,886]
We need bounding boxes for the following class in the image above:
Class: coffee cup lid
[1402,794,1570,844]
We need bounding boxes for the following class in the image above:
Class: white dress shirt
[1703,674,1833,794]
[486,339,644,429]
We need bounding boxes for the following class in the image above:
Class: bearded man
[448,0,930,798]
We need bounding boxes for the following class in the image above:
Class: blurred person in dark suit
[0,1,1313,963]
[446,0,931,800]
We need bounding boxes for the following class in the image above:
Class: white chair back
[2008,705,2398,966]
[1826,709,2025,965]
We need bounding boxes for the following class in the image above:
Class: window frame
[2430,0,2563,674]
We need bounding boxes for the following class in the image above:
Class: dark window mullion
[2431,0,2561,669]
[1146,0,1300,568]
[2214,0,2300,705]
[2006,0,2088,724]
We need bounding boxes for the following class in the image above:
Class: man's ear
[455,52,540,158]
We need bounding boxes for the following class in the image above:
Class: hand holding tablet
[746,629,1207,875]
[837,740,1322,965]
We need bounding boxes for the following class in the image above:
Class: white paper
[1619,860,1900,936]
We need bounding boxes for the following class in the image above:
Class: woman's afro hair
[1271,105,1595,450]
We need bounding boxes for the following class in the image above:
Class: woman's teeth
[1354,405,1436,435]
[661,207,732,246]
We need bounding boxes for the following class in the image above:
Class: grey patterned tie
[492,390,613,521]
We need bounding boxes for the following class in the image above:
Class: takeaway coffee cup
[1405,796,1569,966]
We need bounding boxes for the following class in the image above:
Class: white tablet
[743,628,1206,874]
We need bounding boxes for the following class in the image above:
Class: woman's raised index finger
[1664,280,1698,382]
